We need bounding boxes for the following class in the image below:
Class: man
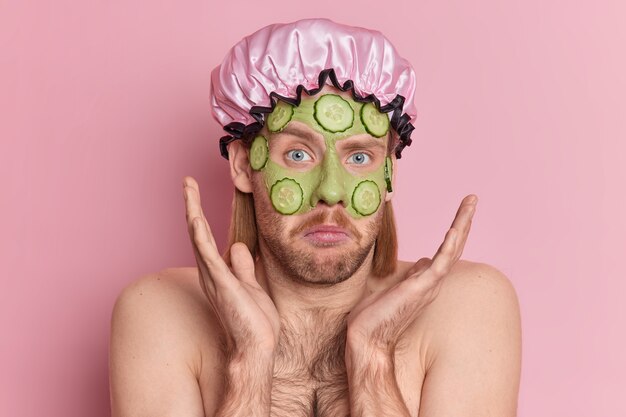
[109,18,522,417]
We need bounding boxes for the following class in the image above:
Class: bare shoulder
[409,259,522,415]
[109,267,222,417]
[111,267,219,353]
[408,259,522,361]
[419,259,520,325]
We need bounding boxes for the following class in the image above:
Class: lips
[303,224,350,245]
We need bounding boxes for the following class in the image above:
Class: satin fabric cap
[210,18,417,128]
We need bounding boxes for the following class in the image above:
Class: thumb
[229,242,258,285]
[407,257,432,277]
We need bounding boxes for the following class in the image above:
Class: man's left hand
[345,194,478,364]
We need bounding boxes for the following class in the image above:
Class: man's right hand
[182,176,281,359]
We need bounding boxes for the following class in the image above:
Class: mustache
[290,208,363,241]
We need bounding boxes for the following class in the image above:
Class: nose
[310,151,348,207]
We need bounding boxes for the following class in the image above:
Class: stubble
[255,199,382,286]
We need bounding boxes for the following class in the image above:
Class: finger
[453,196,477,261]
[429,227,458,278]
[182,179,229,303]
[189,218,215,299]
[191,215,235,289]
[407,257,432,278]
[183,177,202,231]
[191,235,217,297]
[449,194,477,233]
[229,242,258,286]
[182,180,210,263]
[455,216,474,261]
[443,194,476,258]
[183,177,217,248]
[183,179,218,290]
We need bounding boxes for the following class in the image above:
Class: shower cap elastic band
[209,18,418,160]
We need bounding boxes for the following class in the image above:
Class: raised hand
[345,194,478,358]
[183,176,281,359]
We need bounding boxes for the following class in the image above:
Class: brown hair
[222,188,398,278]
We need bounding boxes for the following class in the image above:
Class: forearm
[214,351,275,417]
[346,343,411,417]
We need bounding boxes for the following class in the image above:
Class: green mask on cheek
[248,93,394,219]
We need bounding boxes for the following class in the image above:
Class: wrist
[227,355,275,382]
[346,350,393,378]
[229,346,275,364]
[345,347,409,417]
[225,333,277,360]
[217,350,275,417]
[345,336,393,374]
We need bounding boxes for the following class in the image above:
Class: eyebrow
[336,136,387,152]
[270,124,323,144]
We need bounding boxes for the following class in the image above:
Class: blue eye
[286,149,312,162]
[347,152,371,164]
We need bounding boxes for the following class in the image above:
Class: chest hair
[270,308,351,417]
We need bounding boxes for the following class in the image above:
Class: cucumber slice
[313,94,354,133]
[267,100,294,132]
[351,180,381,216]
[384,156,393,192]
[270,178,303,215]
[360,102,390,138]
[250,135,269,170]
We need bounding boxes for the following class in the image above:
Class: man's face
[249,87,394,285]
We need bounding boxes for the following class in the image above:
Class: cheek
[344,167,387,219]
[253,157,388,219]
[250,175,289,237]
[257,159,320,216]
[251,173,277,215]
[250,174,308,239]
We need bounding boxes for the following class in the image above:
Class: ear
[384,154,397,203]
[227,140,253,193]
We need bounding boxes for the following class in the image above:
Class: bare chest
[269,349,423,417]
[269,325,350,417]
[199,317,426,417]
[276,311,427,416]
[270,365,348,416]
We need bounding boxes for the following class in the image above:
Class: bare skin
[109,87,522,416]
[109,261,521,416]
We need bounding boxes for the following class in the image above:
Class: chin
[284,238,372,285]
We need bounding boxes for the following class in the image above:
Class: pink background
[1,0,624,416]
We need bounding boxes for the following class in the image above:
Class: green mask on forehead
[249,93,394,219]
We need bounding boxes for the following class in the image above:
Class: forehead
[263,85,391,147]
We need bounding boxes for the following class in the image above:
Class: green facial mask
[249,93,394,219]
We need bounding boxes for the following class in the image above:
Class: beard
[254,192,383,286]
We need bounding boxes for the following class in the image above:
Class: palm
[236,276,281,344]
[184,175,281,353]
[346,194,477,350]
[346,264,430,343]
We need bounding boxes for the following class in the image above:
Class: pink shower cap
[210,18,417,160]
